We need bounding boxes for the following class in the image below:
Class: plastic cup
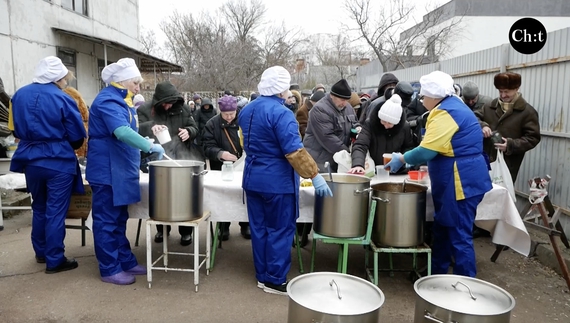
[382,153,392,168]
[375,165,389,181]
[156,128,171,144]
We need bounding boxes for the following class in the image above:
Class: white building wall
[0,0,140,100]
[421,16,570,60]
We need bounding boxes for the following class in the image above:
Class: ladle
[402,178,409,193]
[324,161,333,182]
[163,153,182,167]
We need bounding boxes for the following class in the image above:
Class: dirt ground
[0,206,569,322]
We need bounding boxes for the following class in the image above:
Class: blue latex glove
[312,174,333,197]
[384,152,404,174]
[149,144,165,160]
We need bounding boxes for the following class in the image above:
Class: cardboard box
[67,184,92,219]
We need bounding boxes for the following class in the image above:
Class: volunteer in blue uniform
[86,58,165,285]
[9,56,86,273]
[238,66,333,295]
[384,71,492,277]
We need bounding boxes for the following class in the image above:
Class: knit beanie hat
[133,94,145,108]
[378,94,403,124]
[462,81,479,100]
[309,91,325,103]
[330,79,352,99]
[192,94,201,100]
[218,95,237,112]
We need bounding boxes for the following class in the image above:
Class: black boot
[240,223,251,239]
[220,222,230,241]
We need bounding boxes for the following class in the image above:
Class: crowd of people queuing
[4,54,540,289]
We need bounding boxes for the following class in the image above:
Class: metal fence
[356,27,570,235]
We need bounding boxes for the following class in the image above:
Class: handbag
[489,149,516,202]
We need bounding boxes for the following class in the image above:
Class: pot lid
[414,275,515,315]
[287,272,384,315]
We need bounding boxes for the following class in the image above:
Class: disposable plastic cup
[156,128,171,144]
[383,153,392,166]
[376,165,389,181]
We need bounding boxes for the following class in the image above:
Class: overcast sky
[138,0,450,45]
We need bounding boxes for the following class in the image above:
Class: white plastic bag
[333,150,375,178]
[489,149,516,202]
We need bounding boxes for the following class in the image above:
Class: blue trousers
[24,165,74,269]
[431,194,484,277]
[245,190,297,285]
[91,184,138,277]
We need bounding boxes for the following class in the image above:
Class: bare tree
[221,0,267,42]
[314,33,360,79]
[343,0,464,71]
[139,28,159,56]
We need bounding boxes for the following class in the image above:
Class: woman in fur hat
[63,87,89,158]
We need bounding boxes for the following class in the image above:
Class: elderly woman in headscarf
[9,56,86,273]
[238,66,332,295]
[384,71,492,277]
[86,58,165,285]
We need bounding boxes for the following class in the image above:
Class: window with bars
[61,0,88,16]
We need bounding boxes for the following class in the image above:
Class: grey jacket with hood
[193,98,218,145]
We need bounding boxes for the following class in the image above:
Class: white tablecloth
[127,171,530,257]
[1,170,529,257]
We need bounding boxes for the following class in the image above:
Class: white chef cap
[33,56,69,84]
[257,66,291,96]
[419,71,455,99]
[101,58,141,84]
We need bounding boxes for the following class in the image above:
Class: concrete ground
[0,208,569,323]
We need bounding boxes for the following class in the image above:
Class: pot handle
[424,311,457,323]
[329,279,342,300]
[371,196,390,203]
[451,281,477,300]
[192,170,209,177]
[353,187,373,195]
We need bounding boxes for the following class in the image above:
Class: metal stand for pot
[146,211,211,292]
[365,241,431,285]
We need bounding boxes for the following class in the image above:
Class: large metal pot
[287,272,385,323]
[148,160,207,221]
[414,275,516,323]
[314,173,371,238]
[372,182,427,247]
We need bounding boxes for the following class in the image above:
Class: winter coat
[359,95,386,123]
[352,106,414,173]
[303,93,359,171]
[464,94,492,111]
[137,82,200,160]
[202,114,242,171]
[295,98,314,139]
[474,95,541,182]
[405,97,429,146]
[193,98,218,145]
[357,73,398,121]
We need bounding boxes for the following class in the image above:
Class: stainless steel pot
[314,173,372,238]
[148,160,208,221]
[287,272,385,323]
[414,275,516,323]
[372,182,427,247]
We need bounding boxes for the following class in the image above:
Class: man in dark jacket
[138,81,200,246]
[475,72,541,183]
[462,81,492,111]
[303,79,359,172]
[193,97,218,156]
[357,73,398,122]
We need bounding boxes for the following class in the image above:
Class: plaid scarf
[499,92,520,112]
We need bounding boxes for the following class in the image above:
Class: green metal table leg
[337,245,343,272]
[341,244,349,274]
[295,231,304,273]
[209,222,220,270]
[310,238,317,272]
[427,252,432,276]
[413,253,417,271]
